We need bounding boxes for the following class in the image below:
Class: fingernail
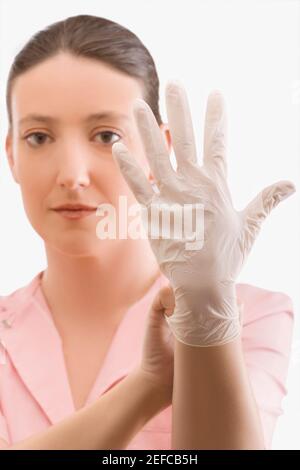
[278,182,296,200]
[166,79,184,94]
[112,142,127,156]
[133,98,148,115]
[208,89,224,101]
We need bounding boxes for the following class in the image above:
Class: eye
[93,130,121,145]
[22,130,122,148]
[23,132,51,147]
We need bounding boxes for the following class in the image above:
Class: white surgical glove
[112,81,295,347]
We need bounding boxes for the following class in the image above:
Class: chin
[40,229,97,257]
[45,231,125,258]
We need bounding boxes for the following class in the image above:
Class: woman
[0,14,295,450]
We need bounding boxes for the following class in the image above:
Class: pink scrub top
[0,270,294,450]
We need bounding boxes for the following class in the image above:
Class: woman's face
[6,52,171,256]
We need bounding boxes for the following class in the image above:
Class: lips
[51,203,97,220]
[52,204,97,211]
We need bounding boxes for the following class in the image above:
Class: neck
[40,239,160,331]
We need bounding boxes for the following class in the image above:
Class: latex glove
[112,81,295,347]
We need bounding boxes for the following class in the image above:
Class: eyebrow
[18,111,131,126]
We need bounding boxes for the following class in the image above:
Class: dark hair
[6,14,163,132]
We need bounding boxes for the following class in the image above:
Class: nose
[56,147,90,191]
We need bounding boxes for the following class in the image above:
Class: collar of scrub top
[0,270,167,425]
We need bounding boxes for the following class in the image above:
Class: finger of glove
[133,98,177,189]
[112,141,154,206]
[241,180,296,240]
[165,80,199,171]
[203,90,227,180]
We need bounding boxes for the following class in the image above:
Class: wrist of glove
[163,280,242,347]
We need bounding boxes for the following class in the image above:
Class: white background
[0,0,299,449]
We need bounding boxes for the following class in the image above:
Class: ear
[148,122,172,184]
[5,132,19,184]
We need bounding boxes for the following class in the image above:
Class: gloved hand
[111,81,296,347]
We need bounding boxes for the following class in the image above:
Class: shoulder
[0,271,43,320]
[236,282,294,319]
[236,283,294,354]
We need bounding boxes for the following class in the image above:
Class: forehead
[11,53,144,126]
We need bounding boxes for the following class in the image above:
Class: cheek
[17,150,52,186]
[21,184,46,226]
[103,170,137,209]
[17,164,50,218]
[101,157,136,201]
